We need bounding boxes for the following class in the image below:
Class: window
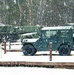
[42,30,57,38]
[50,30,57,37]
[60,30,69,37]
[46,31,50,38]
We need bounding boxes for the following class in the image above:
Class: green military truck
[21,26,73,56]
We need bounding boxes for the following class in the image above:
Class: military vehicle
[21,26,73,56]
[0,23,20,42]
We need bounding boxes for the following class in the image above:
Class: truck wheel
[22,44,37,56]
[58,45,71,56]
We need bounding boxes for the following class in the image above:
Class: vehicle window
[46,31,50,38]
[60,30,69,37]
[50,30,57,37]
[45,30,57,38]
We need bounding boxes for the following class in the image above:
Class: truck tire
[22,44,37,56]
[58,45,71,56]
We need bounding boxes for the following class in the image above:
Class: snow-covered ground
[0,48,74,62]
[0,42,74,75]
[0,67,74,75]
[0,52,74,62]
[0,42,74,62]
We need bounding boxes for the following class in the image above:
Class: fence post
[3,39,6,54]
[49,42,52,61]
[9,39,11,49]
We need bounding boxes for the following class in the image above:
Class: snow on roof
[22,32,37,36]
[67,23,74,26]
[41,26,73,30]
